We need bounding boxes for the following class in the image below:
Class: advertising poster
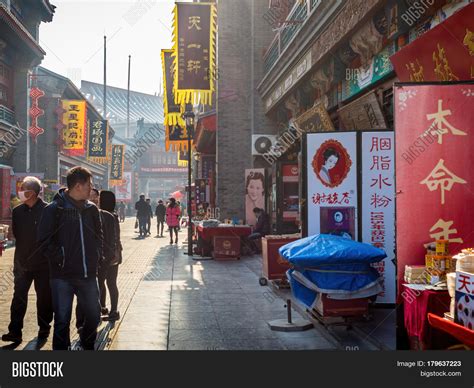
[115,172,132,202]
[245,168,266,227]
[395,83,474,298]
[306,132,358,238]
[362,132,396,304]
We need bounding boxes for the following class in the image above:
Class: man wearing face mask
[38,167,104,350]
[1,177,53,344]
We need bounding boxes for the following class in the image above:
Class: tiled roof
[81,81,164,125]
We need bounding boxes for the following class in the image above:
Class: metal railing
[263,0,322,75]
[0,105,15,126]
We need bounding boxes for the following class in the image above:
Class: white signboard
[306,132,358,239]
[115,171,132,202]
[362,132,395,304]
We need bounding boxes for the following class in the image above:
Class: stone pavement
[0,218,395,351]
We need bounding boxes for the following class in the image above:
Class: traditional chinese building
[255,0,471,230]
[33,67,110,195]
[0,0,55,222]
[81,81,186,202]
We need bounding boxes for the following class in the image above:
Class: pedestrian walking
[155,200,166,237]
[135,194,148,238]
[38,167,103,350]
[145,198,153,236]
[117,201,126,222]
[166,198,181,245]
[98,191,122,322]
[1,177,53,344]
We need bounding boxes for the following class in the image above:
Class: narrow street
[0,218,395,351]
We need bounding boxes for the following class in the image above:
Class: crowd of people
[1,168,269,351]
[1,167,123,350]
[134,195,183,245]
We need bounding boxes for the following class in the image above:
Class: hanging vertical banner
[178,150,188,167]
[172,2,217,106]
[362,131,396,304]
[165,124,191,152]
[162,49,183,127]
[29,86,45,142]
[305,132,358,239]
[61,100,86,155]
[110,144,125,186]
[395,83,474,299]
[87,119,109,163]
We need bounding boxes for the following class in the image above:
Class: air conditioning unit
[252,134,277,156]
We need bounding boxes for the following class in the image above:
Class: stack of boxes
[425,240,452,285]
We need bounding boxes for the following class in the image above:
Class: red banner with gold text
[395,82,474,299]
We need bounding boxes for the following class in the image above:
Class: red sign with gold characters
[390,3,474,82]
[395,82,474,298]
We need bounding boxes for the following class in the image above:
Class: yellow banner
[62,100,86,151]
[172,2,217,106]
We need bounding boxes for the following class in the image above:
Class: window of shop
[0,62,12,108]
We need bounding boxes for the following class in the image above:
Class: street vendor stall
[195,222,252,260]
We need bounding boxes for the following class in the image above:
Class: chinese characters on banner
[306,132,358,239]
[390,3,474,82]
[395,83,474,299]
[87,119,108,164]
[61,100,86,155]
[110,145,125,186]
[362,132,395,304]
[161,49,183,127]
[172,2,217,106]
[178,150,188,167]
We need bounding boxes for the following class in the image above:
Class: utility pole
[127,55,131,139]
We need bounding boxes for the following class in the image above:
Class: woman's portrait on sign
[312,139,352,188]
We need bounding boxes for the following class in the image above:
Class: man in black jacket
[155,200,166,237]
[247,208,271,254]
[38,167,103,350]
[135,194,148,238]
[1,177,53,343]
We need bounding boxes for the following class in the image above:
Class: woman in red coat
[166,198,181,245]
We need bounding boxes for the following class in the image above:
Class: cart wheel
[259,277,268,286]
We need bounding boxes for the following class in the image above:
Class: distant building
[81,81,186,202]
[81,80,163,139]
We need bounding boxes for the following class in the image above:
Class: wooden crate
[262,236,299,280]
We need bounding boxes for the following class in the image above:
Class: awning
[195,110,216,155]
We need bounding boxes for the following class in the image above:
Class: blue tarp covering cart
[279,234,387,310]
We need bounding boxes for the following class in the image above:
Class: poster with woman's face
[312,139,352,188]
[306,132,358,238]
[245,168,266,226]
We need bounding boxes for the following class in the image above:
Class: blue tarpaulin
[279,234,387,307]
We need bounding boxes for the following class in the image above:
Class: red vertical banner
[395,83,474,298]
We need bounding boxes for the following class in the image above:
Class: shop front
[59,154,107,190]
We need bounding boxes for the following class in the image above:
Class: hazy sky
[39,0,191,96]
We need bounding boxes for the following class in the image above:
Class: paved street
[0,218,394,351]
